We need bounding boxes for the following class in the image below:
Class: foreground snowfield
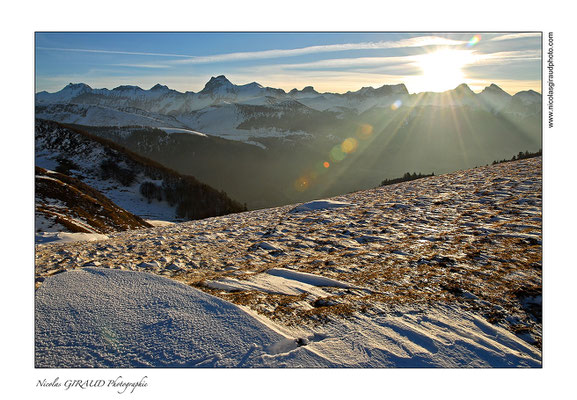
[35,157,542,367]
[36,267,539,367]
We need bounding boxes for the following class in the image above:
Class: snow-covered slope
[36,268,320,368]
[174,101,313,142]
[35,103,188,129]
[35,120,182,221]
[36,267,540,368]
[35,166,152,243]
[35,157,542,367]
[35,120,246,222]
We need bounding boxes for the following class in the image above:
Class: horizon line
[36,78,541,97]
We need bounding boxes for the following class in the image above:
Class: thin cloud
[489,33,541,42]
[110,63,172,69]
[37,47,194,58]
[472,49,541,64]
[279,55,416,69]
[172,36,468,64]
[37,36,468,71]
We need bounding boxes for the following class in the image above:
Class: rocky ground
[35,157,542,350]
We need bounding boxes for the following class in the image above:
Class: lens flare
[330,145,346,162]
[391,99,402,110]
[467,35,481,47]
[323,161,330,168]
[294,176,310,192]
[341,137,358,154]
[356,124,373,140]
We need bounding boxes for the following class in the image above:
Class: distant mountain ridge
[36,76,532,99]
[37,75,540,115]
[36,75,541,130]
[35,76,541,147]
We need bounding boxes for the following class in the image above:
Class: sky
[36,32,541,96]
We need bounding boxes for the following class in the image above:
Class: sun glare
[412,49,476,93]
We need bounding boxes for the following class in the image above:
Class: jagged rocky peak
[481,83,510,96]
[522,89,541,96]
[289,86,318,95]
[65,82,91,89]
[200,75,236,94]
[512,89,542,104]
[62,82,92,93]
[113,85,143,92]
[453,83,475,95]
[375,83,409,96]
[244,81,263,89]
[513,89,541,98]
[150,83,170,91]
[207,75,234,86]
[357,86,374,95]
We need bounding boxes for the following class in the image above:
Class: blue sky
[35,32,541,95]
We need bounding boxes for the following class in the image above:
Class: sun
[412,49,476,93]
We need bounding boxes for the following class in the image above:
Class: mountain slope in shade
[477,83,513,112]
[35,119,246,222]
[35,166,152,242]
[507,90,542,114]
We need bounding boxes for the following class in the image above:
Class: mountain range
[35,76,542,211]
[37,75,540,118]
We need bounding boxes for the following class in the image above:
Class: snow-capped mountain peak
[150,83,170,92]
[346,83,410,98]
[113,85,144,92]
[515,89,541,101]
[200,75,236,95]
[453,83,475,96]
[244,81,264,90]
[35,78,541,124]
[481,83,509,96]
[511,90,541,107]
[288,86,319,98]
[375,83,409,96]
[61,82,92,95]
[65,82,92,90]
[477,83,513,112]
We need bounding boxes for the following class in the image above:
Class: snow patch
[35,232,109,245]
[146,219,176,227]
[266,267,353,288]
[158,127,208,137]
[205,273,331,297]
[290,199,352,213]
